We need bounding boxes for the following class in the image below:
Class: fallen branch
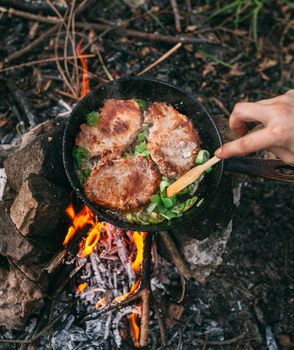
[1,6,220,46]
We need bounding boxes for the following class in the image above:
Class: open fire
[63,201,146,347]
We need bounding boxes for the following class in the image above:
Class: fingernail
[215,148,222,157]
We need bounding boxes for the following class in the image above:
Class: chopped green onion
[142,123,149,138]
[122,152,129,158]
[159,210,178,220]
[149,212,164,223]
[73,147,88,167]
[196,150,210,164]
[81,168,91,178]
[126,213,134,223]
[178,186,190,195]
[137,132,145,142]
[157,202,168,214]
[205,166,212,173]
[135,99,147,112]
[86,111,100,125]
[161,196,177,208]
[196,198,204,207]
[135,143,147,153]
[150,194,161,204]
[171,196,198,214]
[189,181,199,196]
[134,150,149,158]
[160,179,171,193]
[146,202,157,214]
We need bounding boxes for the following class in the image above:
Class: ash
[36,224,176,350]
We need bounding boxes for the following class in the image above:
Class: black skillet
[63,77,294,232]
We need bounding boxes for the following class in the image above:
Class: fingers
[269,146,294,165]
[229,102,269,135]
[214,128,274,159]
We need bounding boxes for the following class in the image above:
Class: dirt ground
[0,0,293,349]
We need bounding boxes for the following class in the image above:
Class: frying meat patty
[76,99,142,157]
[144,102,200,179]
[84,157,160,211]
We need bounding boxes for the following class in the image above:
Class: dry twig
[3,24,59,64]
[137,42,182,76]
[0,54,95,73]
[159,232,192,281]
[170,0,182,32]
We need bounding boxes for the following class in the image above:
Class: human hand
[214,90,294,164]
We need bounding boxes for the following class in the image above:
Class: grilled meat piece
[76,99,143,157]
[144,102,200,179]
[84,157,160,211]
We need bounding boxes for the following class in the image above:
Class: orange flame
[131,232,146,274]
[66,202,75,221]
[76,40,89,98]
[129,313,140,347]
[113,279,141,304]
[63,204,95,246]
[81,222,104,257]
[76,282,88,294]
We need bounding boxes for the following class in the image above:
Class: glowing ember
[63,204,95,246]
[76,282,88,294]
[95,297,108,310]
[76,40,90,98]
[132,232,146,274]
[113,279,141,304]
[129,313,140,347]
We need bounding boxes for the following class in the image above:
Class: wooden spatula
[166,155,221,198]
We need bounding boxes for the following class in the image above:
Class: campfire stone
[4,121,68,192]
[0,203,35,261]
[9,173,69,240]
[0,264,44,330]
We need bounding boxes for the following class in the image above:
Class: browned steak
[144,102,200,179]
[76,99,142,157]
[84,157,160,211]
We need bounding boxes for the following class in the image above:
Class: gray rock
[0,264,44,330]
[9,174,69,240]
[0,202,35,262]
[4,122,68,192]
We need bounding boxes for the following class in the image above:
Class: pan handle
[224,157,294,182]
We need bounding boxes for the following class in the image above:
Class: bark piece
[9,174,69,240]
[4,122,68,191]
[0,203,34,261]
[0,264,44,330]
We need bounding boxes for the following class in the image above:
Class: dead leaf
[229,63,245,76]
[202,62,216,76]
[258,58,278,72]
[0,115,8,128]
[278,335,292,348]
[186,25,198,32]
[165,304,185,328]
[259,71,270,81]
